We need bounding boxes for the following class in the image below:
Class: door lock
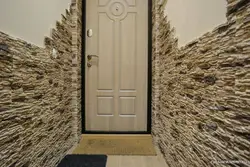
[87,62,92,67]
[87,55,99,68]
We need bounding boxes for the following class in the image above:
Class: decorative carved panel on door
[86,0,148,131]
[98,0,136,7]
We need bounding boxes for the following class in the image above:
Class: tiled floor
[67,140,168,167]
[106,148,168,167]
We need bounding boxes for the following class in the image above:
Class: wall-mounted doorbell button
[87,29,93,37]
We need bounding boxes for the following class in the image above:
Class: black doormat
[57,154,107,167]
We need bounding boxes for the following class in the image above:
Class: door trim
[81,0,152,134]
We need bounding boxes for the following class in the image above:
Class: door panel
[98,13,114,90]
[119,97,136,116]
[85,0,148,132]
[120,13,136,90]
[97,97,114,116]
[126,0,136,6]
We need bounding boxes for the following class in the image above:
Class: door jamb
[81,0,152,134]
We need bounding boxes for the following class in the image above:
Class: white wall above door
[0,0,71,47]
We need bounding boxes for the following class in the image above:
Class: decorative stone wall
[152,0,250,166]
[0,1,81,166]
[1,0,249,166]
[71,0,82,143]
[152,0,165,144]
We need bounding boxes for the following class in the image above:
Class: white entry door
[85,0,148,132]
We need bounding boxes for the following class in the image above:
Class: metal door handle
[87,55,99,60]
[87,55,99,67]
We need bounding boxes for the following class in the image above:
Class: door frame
[81,0,152,134]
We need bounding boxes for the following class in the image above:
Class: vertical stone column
[151,0,166,143]
[71,0,82,143]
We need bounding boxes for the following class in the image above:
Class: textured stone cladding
[152,0,250,166]
[71,0,82,142]
[0,5,79,167]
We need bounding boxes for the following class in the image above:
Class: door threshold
[83,131,150,135]
[82,134,152,137]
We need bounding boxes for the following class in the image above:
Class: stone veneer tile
[0,0,82,166]
[152,0,250,166]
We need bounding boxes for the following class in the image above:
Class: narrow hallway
[0,0,250,167]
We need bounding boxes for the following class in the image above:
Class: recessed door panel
[98,13,114,90]
[125,0,136,6]
[97,97,114,116]
[120,13,136,90]
[98,0,110,6]
[119,97,136,116]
